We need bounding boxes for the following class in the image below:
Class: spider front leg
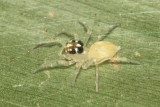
[98,24,120,41]
[56,30,78,40]
[29,41,63,51]
[33,59,75,74]
[30,40,66,58]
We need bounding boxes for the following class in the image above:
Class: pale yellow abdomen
[88,41,120,60]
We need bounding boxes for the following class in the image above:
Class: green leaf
[0,0,160,106]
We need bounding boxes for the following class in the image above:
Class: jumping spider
[31,21,140,92]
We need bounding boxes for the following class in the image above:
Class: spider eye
[77,47,83,53]
[72,40,75,42]
[65,40,84,54]
[69,49,76,54]
[78,41,83,46]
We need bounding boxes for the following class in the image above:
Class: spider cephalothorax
[65,40,84,54]
[31,21,140,92]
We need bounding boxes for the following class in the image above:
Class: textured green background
[0,0,160,107]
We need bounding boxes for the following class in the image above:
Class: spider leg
[58,46,66,57]
[94,58,110,92]
[79,20,92,47]
[82,59,101,92]
[72,63,82,86]
[98,24,120,41]
[95,64,99,92]
[29,41,63,51]
[33,59,75,74]
[79,20,89,33]
[93,56,140,65]
[56,30,78,40]
[30,41,66,58]
[110,57,141,65]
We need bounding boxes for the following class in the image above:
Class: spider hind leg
[82,59,101,92]
[110,57,141,65]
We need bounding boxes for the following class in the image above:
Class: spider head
[65,40,84,54]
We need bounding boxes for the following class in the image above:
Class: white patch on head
[75,40,78,42]
[69,49,72,51]
[76,44,81,47]
[67,44,73,47]
[75,48,78,53]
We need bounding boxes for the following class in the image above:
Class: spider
[31,21,140,92]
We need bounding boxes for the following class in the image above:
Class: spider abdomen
[88,41,120,60]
